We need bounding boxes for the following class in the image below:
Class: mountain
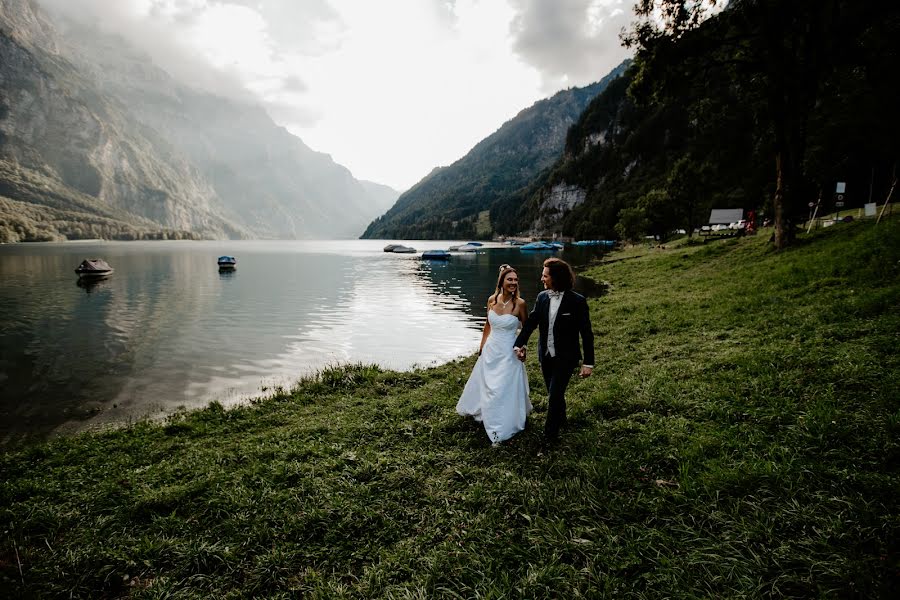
[0,0,398,242]
[502,1,900,242]
[360,62,629,240]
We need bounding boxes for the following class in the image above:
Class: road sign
[836,182,846,194]
[836,201,845,208]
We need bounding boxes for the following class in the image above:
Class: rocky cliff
[0,0,398,241]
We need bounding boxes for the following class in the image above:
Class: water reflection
[0,241,609,445]
[75,277,111,293]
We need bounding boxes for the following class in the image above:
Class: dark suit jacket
[514,290,595,365]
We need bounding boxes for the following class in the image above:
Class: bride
[456,264,532,445]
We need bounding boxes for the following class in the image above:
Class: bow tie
[547,291,562,299]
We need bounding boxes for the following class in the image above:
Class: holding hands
[514,346,526,362]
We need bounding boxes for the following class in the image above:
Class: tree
[638,188,675,240]
[615,207,649,243]
[626,0,846,249]
[666,157,705,238]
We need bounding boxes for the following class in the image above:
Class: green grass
[2,219,898,598]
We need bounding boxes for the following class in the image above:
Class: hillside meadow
[2,218,898,598]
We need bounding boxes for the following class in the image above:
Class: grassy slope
[1,219,898,598]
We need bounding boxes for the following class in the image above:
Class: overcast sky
[39,0,634,191]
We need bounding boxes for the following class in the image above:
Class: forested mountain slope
[361,62,629,240]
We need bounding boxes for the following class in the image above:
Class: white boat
[455,244,480,252]
[391,245,417,253]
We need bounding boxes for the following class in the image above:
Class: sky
[39,0,635,191]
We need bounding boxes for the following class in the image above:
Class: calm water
[0,239,608,443]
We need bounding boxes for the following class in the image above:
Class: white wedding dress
[456,311,532,443]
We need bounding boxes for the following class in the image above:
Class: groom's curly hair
[543,257,575,291]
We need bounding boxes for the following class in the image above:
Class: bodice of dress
[488,311,520,343]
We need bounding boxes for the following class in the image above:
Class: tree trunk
[773,153,785,247]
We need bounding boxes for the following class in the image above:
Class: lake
[0,239,608,444]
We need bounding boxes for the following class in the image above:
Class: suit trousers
[540,353,576,438]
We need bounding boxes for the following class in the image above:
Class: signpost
[835,182,846,219]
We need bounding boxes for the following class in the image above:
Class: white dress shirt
[546,291,563,357]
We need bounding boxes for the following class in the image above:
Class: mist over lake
[0,239,607,444]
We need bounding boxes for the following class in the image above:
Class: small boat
[421,250,451,261]
[217,256,237,270]
[464,241,484,247]
[383,244,402,252]
[520,242,558,251]
[455,243,481,252]
[391,245,417,253]
[572,239,616,247]
[74,258,114,278]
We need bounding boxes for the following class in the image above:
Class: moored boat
[421,250,451,261]
[519,242,558,251]
[74,258,114,278]
[572,239,616,247]
[391,245,417,253]
[217,256,237,269]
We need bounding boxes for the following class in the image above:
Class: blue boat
[572,240,616,247]
[422,250,451,261]
[520,242,558,251]
[217,255,237,270]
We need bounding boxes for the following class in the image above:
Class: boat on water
[217,256,237,270]
[519,241,559,251]
[421,250,451,261]
[391,245,417,253]
[572,239,616,247]
[383,244,402,252]
[74,258,114,278]
[455,243,481,252]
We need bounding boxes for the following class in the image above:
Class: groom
[514,257,594,440]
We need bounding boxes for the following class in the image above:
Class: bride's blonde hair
[491,264,519,307]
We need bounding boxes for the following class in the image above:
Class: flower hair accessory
[498,264,512,272]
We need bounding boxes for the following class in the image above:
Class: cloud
[220,0,343,56]
[31,1,636,190]
[508,0,634,92]
[35,0,334,110]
